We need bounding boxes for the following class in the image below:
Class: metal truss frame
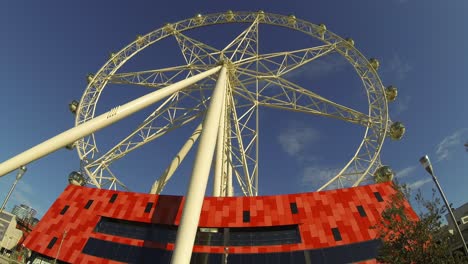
[76,11,390,193]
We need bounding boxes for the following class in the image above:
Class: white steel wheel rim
[75,11,389,193]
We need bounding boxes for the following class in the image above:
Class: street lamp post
[0,166,27,213]
[419,155,468,256]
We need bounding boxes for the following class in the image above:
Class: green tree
[374,182,468,264]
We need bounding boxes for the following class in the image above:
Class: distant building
[11,204,37,222]
[445,202,468,254]
[24,182,418,263]
[0,211,23,253]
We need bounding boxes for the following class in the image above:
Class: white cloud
[435,128,468,161]
[383,53,412,81]
[391,95,411,116]
[396,165,417,178]
[285,53,347,81]
[407,178,432,190]
[277,123,320,157]
[301,166,339,190]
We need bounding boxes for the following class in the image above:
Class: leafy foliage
[374,182,468,264]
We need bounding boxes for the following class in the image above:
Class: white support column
[170,66,227,264]
[226,113,234,197]
[150,122,203,194]
[0,66,221,178]
[212,93,226,197]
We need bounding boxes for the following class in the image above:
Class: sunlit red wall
[24,182,417,263]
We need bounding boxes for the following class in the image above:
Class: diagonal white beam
[0,66,221,178]
[171,66,227,264]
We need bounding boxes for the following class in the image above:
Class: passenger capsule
[68,171,86,186]
[318,24,327,31]
[345,38,355,46]
[164,23,175,34]
[369,58,380,70]
[110,52,118,64]
[194,14,203,25]
[257,10,265,20]
[389,122,405,140]
[86,73,94,84]
[287,14,296,25]
[69,100,79,114]
[225,10,235,21]
[374,166,394,183]
[385,85,398,102]
[136,35,145,47]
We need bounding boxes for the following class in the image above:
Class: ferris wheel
[69,11,405,195]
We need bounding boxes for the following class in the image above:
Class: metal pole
[150,123,203,194]
[171,66,227,264]
[213,93,226,197]
[53,230,67,264]
[420,155,468,255]
[0,166,27,213]
[0,67,221,178]
[431,173,468,255]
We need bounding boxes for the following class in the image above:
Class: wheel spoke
[84,85,211,184]
[237,72,378,127]
[228,79,258,196]
[235,44,337,77]
[222,18,259,62]
[173,31,221,65]
[108,64,211,89]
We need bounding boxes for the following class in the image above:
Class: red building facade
[24,182,416,263]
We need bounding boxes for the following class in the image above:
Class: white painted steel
[213,92,227,197]
[170,66,227,264]
[149,122,203,194]
[0,67,220,178]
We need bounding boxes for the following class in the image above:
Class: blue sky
[0,0,467,218]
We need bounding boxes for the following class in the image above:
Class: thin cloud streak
[435,128,468,161]
[396,165,417,178]
[277,123,320,157]
[285,53,347,81]
[383,53,412,81]
[407,178,432,190]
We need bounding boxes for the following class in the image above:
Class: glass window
[81,237,381,264]
[84,200,94,209]
[243,211,250,223]
[144,202,154,213]
[109,193,118,203]
[47,237,58,249]
[290,203,298,214]
[60,205,69,215]
[357,205,367,217]
[0,212,13,222]
[331,228,342,241]
[373,192,384,202]
[94,217,301,246]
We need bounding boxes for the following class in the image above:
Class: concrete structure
[0,211,23,253]
[24,182,417,263]
[446,202,468,253]
[11,204,37,222]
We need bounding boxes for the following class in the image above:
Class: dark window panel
[243,211,250,223]
[144,202,154,213]
[84,200,94,209]
[60,205,69,215]
[94,217,300,246]
[290,202,298,214]
[373,192,384,202]
[357,205,367,217]
[81,237,381,264]
[47,237,58,249]
[109,193,118,203]
[331,227,342,241]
